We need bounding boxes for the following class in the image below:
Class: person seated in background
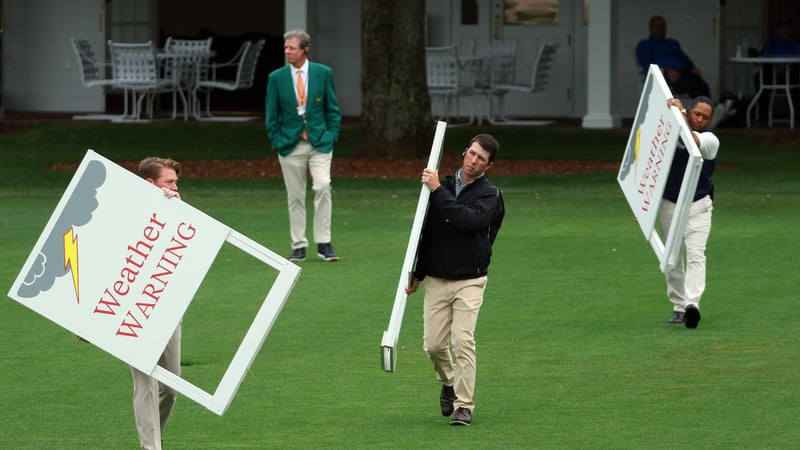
[636,15,711,98]
[636,15,733,128]
[759,16,800,83]
[753,16,800,119]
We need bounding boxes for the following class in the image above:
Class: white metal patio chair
[108,41,176,122]
[162,36,214,120]
[473,39,517,91]
[426,45,475,125]
[192,39,247,118]
[458,39,519,124]
[485,42,559,125]
[192,39,264,121]
[71,38,115,89]
[70,37,131,120]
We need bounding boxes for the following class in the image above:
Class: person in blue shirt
[759,16,800,83]
[753,16,800,118]
[762,17,800,57]
[636,15,711,98]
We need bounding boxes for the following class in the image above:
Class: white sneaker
[724,98,737,116]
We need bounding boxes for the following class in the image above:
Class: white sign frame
[8,150,301,415]
[618,65,704,272]
[381,121,447,372]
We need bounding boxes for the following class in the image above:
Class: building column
[285,1,308,31]
[581,0,621,129]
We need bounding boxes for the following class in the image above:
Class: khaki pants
[423,276,487,411]
[278,140,333,249]
[132,325,181,450]
[658,196,713,312]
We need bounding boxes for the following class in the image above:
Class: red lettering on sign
[116,311,144,337]
[636,115,672,213]
[94,212,165,315]
[94,287,123,316]
[135,300,157,320]
[112,220,198,338]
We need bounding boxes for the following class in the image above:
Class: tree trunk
[360,0,433,158]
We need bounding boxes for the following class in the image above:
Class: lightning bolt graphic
[63,227,80,304]
[632,126,642,223]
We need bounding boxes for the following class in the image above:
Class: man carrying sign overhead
[660,96,719,329]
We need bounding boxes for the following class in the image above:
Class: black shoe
[317,243,339,261]
[288,248,306,262]
[450,407,472,426]
[668,311,685,324]
[684,305,701,329]
[439,384,456,417]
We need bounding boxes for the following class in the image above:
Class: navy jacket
[662,142,716,203]
[413,175,505,281]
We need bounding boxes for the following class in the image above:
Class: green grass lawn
[1,121,798,449]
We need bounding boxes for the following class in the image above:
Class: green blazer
[265,61,341,156]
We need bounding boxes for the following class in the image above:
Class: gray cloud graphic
[17,160,106,298]
[619,74,654,180]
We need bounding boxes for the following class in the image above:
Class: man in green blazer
[266,28,341,262]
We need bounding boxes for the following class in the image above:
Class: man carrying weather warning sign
[8,149,301,447]
[618,65,719,330]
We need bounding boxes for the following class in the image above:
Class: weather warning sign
[617,65,683,237]
[8,150,229,374]
[618,65,703,272]
[9,149,301,415]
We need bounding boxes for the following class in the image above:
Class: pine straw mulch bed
[48,154,621,179]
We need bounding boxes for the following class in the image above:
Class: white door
[452,0,576,118]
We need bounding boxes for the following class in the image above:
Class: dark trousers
[670,71,711,99]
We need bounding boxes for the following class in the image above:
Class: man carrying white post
[405,134,505,426]
[660,97,719,329]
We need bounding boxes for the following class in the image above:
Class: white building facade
[0,1,778,127]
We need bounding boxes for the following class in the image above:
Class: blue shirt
[454,168,485,197]
[761,37,800,56]
[636,35,696,72]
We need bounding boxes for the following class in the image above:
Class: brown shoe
[668,311,685,324]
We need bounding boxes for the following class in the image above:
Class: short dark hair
[778,16,792,27]
[689,96,714,111]
[469,134,500,162]
[137,157,182,180]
